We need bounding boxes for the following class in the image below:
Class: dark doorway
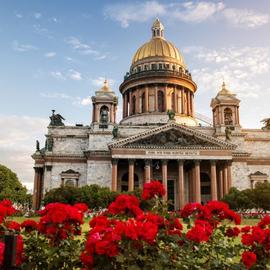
[121,172,139,192]
[200,172,211,204]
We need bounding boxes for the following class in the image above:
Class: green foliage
[21,231,83,270]
[222,182,270,213]
[0,164,30,206]
[43,184,119,209]
[252,182,270,212]
[43,186,81,205]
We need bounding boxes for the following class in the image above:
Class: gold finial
[222,81,226,89]
[104,79,108,87]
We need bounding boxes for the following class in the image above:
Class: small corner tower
[91,80,118,129]
[211,82,241,133]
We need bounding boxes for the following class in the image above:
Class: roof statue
[167,110,175,121]
[49,110,65,126]
[112,124,119,138]
[225,126,232,141]
[261,118,270,130]
[36,140,40,152]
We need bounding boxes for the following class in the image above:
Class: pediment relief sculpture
[127,129,212,148]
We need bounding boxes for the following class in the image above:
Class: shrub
[1,181,270,269]
[43,184,119,210]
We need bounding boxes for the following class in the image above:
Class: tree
[252,181,270,212]
[0,164,30,206]
[222,182,270,213]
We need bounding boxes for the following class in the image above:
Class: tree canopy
[0,164,30,205]
[222,182,270,213]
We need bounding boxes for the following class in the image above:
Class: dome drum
[120,18,197,126]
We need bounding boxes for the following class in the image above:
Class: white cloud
[81,97,92,106]
[50,71,66,80]
[66,36,98,55]
[50,17,59,23]
[33,24,53,39]
[104,1,166,28]
[41,92,85,106]
[90,76,115,87]
[15,13,23,19]
[44,52,56,58]
[12,40,37,52]
[223,8,270,28]
[184,46,270,107]
[172,1,225,23]
[105,1,269,29]
[34,12,42,19]
[0,115,48,191]
[68,69,82,81]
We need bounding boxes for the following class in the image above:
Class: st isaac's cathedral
[32,19,270,210]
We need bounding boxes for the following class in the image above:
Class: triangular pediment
[109,122,236,150]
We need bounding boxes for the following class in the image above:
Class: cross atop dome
[217,81,234,97]
[152,18,164,39]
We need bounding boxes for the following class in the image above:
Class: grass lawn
[9,216,260,233]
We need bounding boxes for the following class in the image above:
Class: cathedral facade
[32,19,270,210]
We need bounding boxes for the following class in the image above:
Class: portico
[109,122,235,209]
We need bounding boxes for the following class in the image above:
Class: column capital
[194,160,201,165]
[34,167,44,173]
[177,159,184,165]
[111,159,118,165]
[210,160,216,166]
[161,159,168,165]
[144,159,152,166]
[128,159,135,165]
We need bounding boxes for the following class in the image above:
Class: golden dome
[131,19,185,67]
[217,82,234,96]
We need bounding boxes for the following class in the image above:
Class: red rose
[258,215,270,228]
[108,195,142,217]
[242,251,256,269]
[6,221,21,232]
[225,227,240,237]
[74,203,89,213]
[242,234,254,246]
[142,181,165,200]
[21,219,38,232]
[186,220,213,243]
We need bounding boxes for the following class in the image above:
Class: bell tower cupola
[91,80,118,129]
[211,82,241,134]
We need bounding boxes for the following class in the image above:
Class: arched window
[158,91,164,112]
[224,108,233,126]
[141,93,145,113]
[132,95,136,115]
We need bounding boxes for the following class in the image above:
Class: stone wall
[87,160,111,187]
[44,162,88,191]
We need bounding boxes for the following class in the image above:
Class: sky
[0,0,270,190]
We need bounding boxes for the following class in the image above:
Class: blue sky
[0,0,270,189]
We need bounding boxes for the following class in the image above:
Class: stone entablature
[111,148,232,160]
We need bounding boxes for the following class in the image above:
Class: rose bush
[0,181,269,269]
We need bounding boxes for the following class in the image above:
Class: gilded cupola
[131,18,186,71]
[119,19,197,127]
